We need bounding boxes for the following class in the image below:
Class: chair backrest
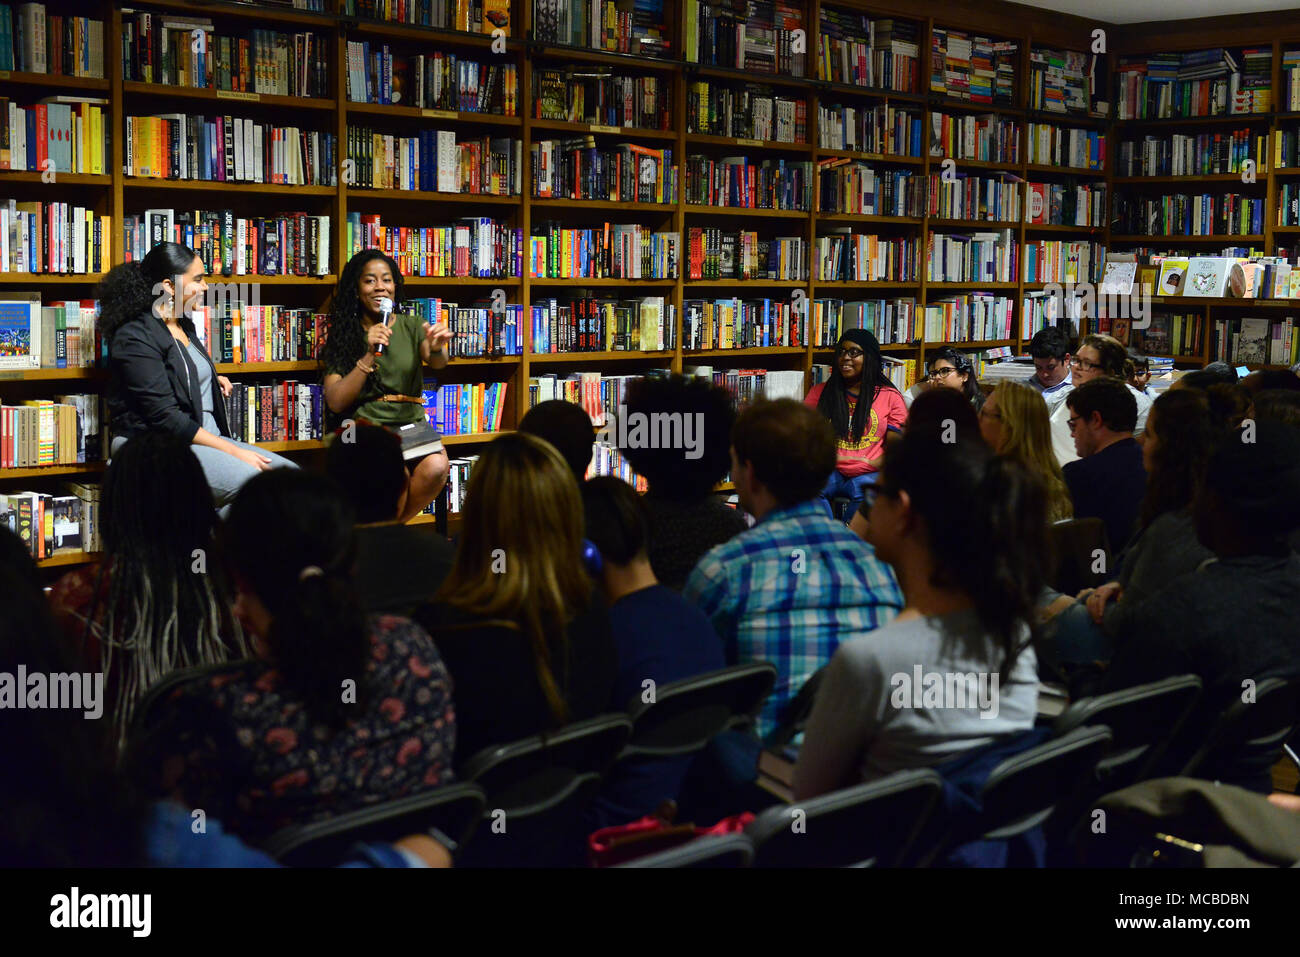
[763,665,826,750]
[623,662,777,759]
[746,769,944,867]
[978,725,1113,841]
[1047,518,1111,596]
[1180,675,1300,785]
[262,782,487,867]
[128,659,251,739]
[1054,675,1202,787]
[615,833,755,868]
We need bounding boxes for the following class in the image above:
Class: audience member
[684,399,902,739]
[1062,378,1147,553]
[581,476,725,824]
[804,329,908,517]
[414,433,616,769]
[1241,368,1300,396]
[924,347,985,411]
[518,398,596,482]
[1026,326,1074,412]
[1255,388,1300,428]
[979,380,1073,522]
[1049,333,1151,467]
[793,429,1042,799]
[130,470,456,845]
[48,431,249,754]
[617,373,747,590]
[1126,350,1153,397]
[325,422,454,616]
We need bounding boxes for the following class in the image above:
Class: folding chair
[620,662,777,761]
[1178,675,1300,793]
[614,834,755,868]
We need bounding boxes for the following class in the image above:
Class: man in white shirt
[1026,326,1074,414]
[1050,333,1152,467]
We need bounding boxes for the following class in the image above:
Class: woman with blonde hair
[413,432,616,770]
[979,380,1073,522]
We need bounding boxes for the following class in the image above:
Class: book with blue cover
[0,296,41,369]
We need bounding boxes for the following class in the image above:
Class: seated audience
[1100,421,1300,791]
[1255,388,1300,428]
[325,422,454,616]
[804,329,908,518]
[581,476,725,823]
[684,398,903,739]
[1026,326,1074,413]
[617,373,747,590]
[1062,378,1147,553]
[1049,333,1151,467]
[518,398,595,482]
[1126,350,1153,397]
[1242,368,1300,397]
[979,380,1073,522]
[924,347,986,412]
[1205,382,1253,433]
[131,470,455,845]
[414,433,616,769]
[48,431,249,755]
[792,428,1042,799]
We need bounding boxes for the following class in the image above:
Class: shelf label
[423,108,457,119]
[736,138,762,147]
[0,71,9,80]
[589,124,619,133]
[217,90,261,102]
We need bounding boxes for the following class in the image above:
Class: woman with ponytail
[129,470,455,845]
[793,425,1044,800]
[413,432,616,770]
[100,242,295,514]
[803,328,907,517]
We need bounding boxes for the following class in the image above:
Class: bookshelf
[8,0,1300,569]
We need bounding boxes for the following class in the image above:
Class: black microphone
[373,296,394,357]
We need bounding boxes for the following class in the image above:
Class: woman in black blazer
[100,242,295,514]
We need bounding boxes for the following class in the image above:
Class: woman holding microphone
[321,249,451,521]
[100,242,296,515]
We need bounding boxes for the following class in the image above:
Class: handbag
[587,800,756,868]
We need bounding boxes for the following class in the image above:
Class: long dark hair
[87,432,249,752]
[221,470,368,729]
[929,346,985,410]
[1139,389,1218,529]
[320,248,405,374]
[98,241,200,341]
[877,428,1047,671]
[0,528,147,865]
[817,335,898,442]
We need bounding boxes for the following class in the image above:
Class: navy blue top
[1063,437,1148,554]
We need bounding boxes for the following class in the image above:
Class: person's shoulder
[804,382,825,405]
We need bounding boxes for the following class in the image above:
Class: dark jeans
[820,469,878,522]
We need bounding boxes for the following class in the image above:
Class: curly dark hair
[320,248,405,376]
[619,373,736,501]
[97,241,200,341]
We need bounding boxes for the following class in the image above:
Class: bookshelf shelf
[928,157,1022,173]
[1273,169,1300,178]
[927,218,1021,229]
[530,119,676,140]
[122,179,337,196]
[529,277,677,286]
[818,80,924,102]
[683,346,807,358]
[344,187,520,205]
[0,368,106,381]
[121,82,337,112]
[685,133,812,153]
[927,339,1017,349]
[814,149,925,166]
[0,274,105,284]
[533,45,680,72]
[529,350,675,362]
[817,213,924,225]
[814,281,921,289]
[682,205,809,219]
[1112,114,1272,127]
[1023,110,1108,127]
[684,279,808,287]
[0,172,112,185]
[401,276,522,285]
[214,361,320,374]
[529,198,676,212]
[1022,164,1106,177]
[1108,235,1266,243]
[256,439,324,453]
[1112,174,1259,185]
[690,65,814,91]
[349,19,525,50]
[345,102,522,126]
[927,96,1023,117]
[37,550,102,569]
[136,0,333,26]
[0,70,109,90]
[925,282,1020,290]
[443,431,512,444]
[442,355,524,364]
[0,463,106,480]
[1022,223,1106,233]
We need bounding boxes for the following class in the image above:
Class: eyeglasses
[927,366,959,380]
[1066,415,1081,431]
[1069,355,1101,371]
[837,347,865,359]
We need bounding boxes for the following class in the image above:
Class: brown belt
[379,394,424,404]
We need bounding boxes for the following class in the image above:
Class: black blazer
[108,312,230,442]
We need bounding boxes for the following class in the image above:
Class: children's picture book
[1157,258,1188,296]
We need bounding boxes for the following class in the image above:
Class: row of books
[422,381,509,436]
[122,15,328,99]
[529,371,663,426]
[345,213,523,278]
[817,161,923,217]
[1117,130,1268,177]
[815,233,917,283]
[0,395,104,468]
[192,306,325,365]
[535,70,667,130]
[1029,47,1101,116]
[346,42,518,116]
[0,297,97,370]
[1213,315,1300,365]
[1,97,109,174]
[0,4,103,77]
[682,297,807,350]
[1022,240,1104,284]
[1273,128,1300,170]
[1,201,111,275]
[686,229,806,281]
[682,156,811,211]
[405,298,524,357]
[817,103,924,157]
[930,30,1018,105]
[924,294,1014,343]
[1279,185,1300,227]
[1026,181,1107,227]
[0,483,101,559]
[1286,50,1300,112]
[533,139,675,204]
[684,0,804,76]
[1025,124,1105,171]
[530,222,679,280]
[531,295,675,353]
[346,0,508,35]
[126,115,337,186]
[222,380,324,445]
[1142,255,1299,299]
[588,443,647,490]
[534,0,670,58]
[812,354,918,392]
[926,229,1019,283]
[1021,292,1083,339]
[345,129,514,195]
[1112,193,1266,238]
[817,11,919,93]
[927,172,1020,223]
[929,113,1020,165]
[831,298,918,346]
[434,454,479,518]
[1131,311,1205,357]
[685,365,806,403]
[1117,49,1273,120]
[124,209,331,277]
[686,83,807,144]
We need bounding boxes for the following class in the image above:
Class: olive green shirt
[328,312,428,427]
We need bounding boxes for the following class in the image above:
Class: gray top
[1103,509,1214,637]
[182,339,220,435]
[792,608,1039,799]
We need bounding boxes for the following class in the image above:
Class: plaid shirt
[683,499,903,738]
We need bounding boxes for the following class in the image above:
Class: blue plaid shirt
[683,499,903,738]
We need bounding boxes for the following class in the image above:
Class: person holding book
[803,328,908,518]
[100,242,297,515]
[322,249,452,522]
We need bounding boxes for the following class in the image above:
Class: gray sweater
[1103,509,1214,638]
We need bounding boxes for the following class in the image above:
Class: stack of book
[122,209,330,277]
[126,114,336,186]
[531,296,675,353]
[686,229,806,281]
[931,30,1018,105]
[1,482,101,559]
[423,381,510,436]
[346,44,518,115]
[531,222,679,280]
[1029,47,1099,114]
[1,97,110,173]
[345,214,522,278]
[1,4,104,76]
[346,0,509,34]
[817,103,923,157]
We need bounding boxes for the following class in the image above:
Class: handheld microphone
[373,297,394,357]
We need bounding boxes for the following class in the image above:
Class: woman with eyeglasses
[1047,333,1151,468]
[804,328,907,518]
[921,347,986,412]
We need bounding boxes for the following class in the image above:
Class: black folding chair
[615,834,755,869]
[620,662,777,761]
[1178,675,1300,792]
[458,713,633,867]
[747,769,944,868]
[262,782,487,866]
[1047,518,1111,596]
[128,659,251,739]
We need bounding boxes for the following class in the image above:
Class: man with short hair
[1049,333,1152,467]
[1062,378,1147,554]
[1027,326,1074,412]
[683,398,902,738]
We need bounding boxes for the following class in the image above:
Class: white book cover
[1183,257,1230,297]
[437,131,458,192]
